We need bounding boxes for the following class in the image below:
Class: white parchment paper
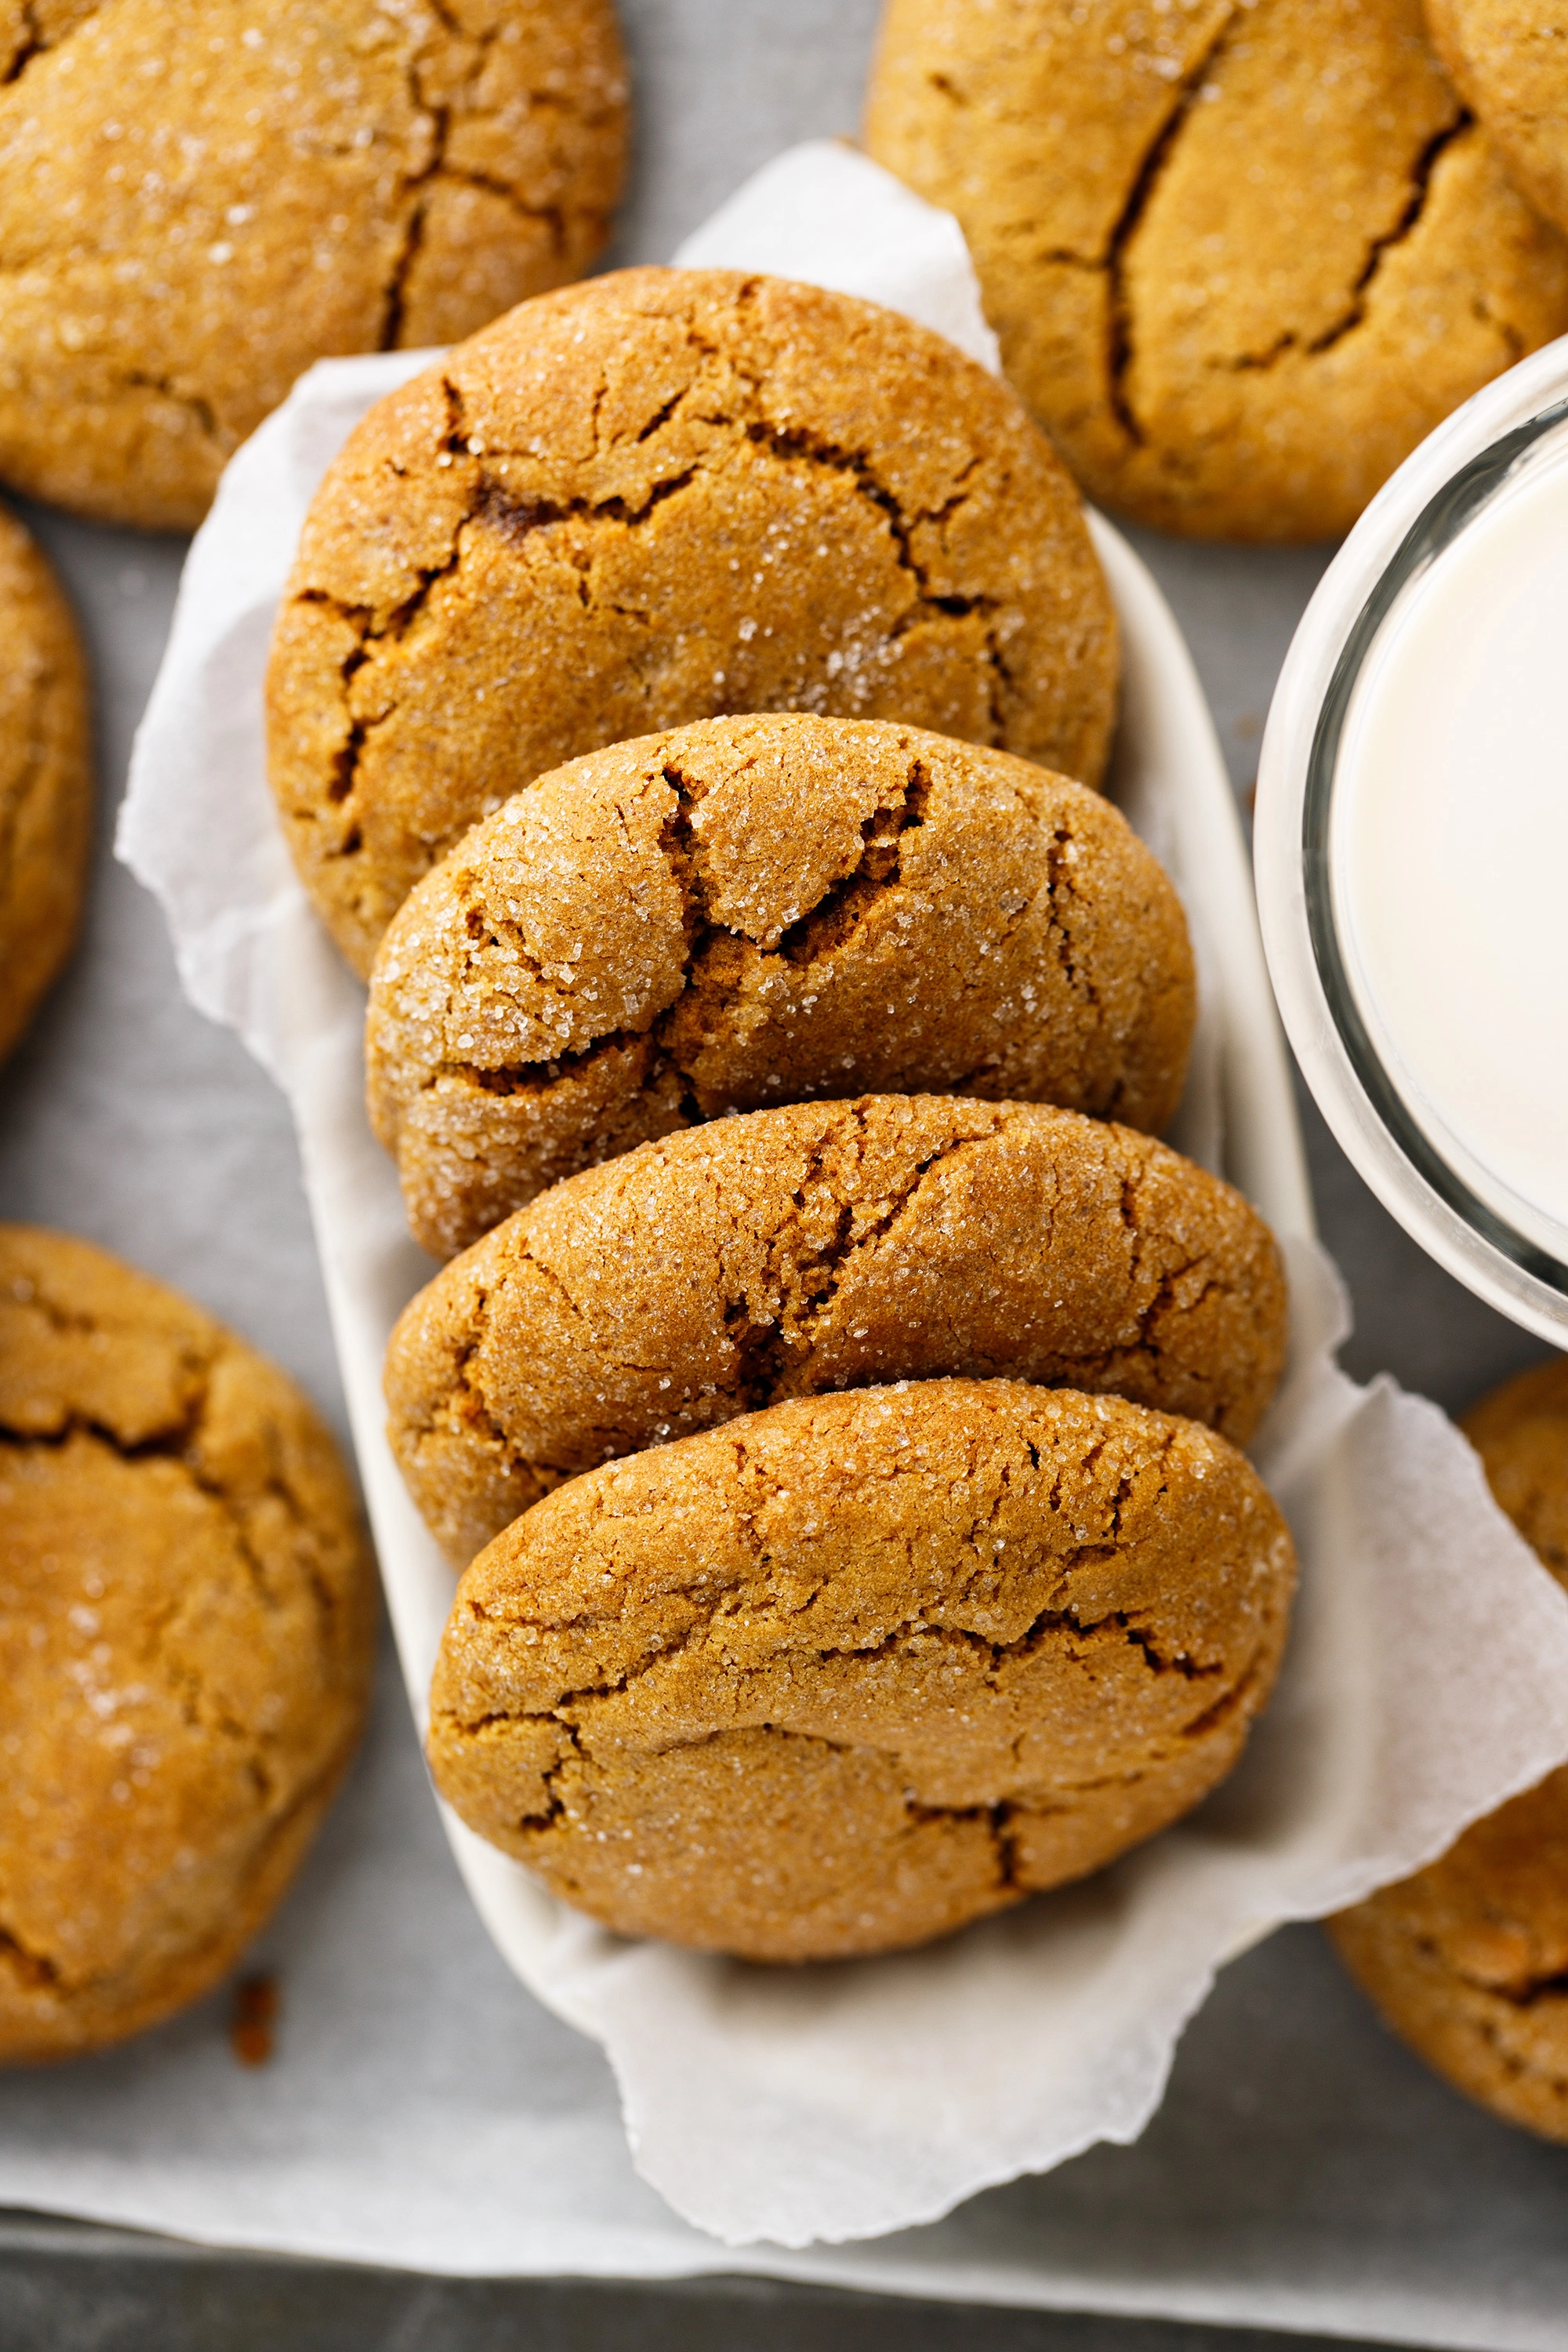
[119,143,1568,2250]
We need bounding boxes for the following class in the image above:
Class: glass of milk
[1257,342,1568,1345]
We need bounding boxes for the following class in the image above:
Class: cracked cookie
[1329,1355,1568,2142]
[428,1376,1297,1961]
[864,0,1568,539]
[0,0,629,532]
[0,506,91,1065]
[0,1225,378,2062]
[386,1093,1287,1569]
[267,266,1120,975]
[366,713,1194,1258]
[1426,2,1568,241]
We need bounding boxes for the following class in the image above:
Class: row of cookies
[269,264,1568,2093]
[382,775,1568,2045]
[0,227,1178,2030]
[369,728,1301,1956]
[281,283,1308,1958]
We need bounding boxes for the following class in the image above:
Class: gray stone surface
[0,0,1562,2343]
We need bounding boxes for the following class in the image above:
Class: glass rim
[1256,335,1568,1348]
[1304,394,1568,1303]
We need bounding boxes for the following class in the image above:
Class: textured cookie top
[0,0,629,530]
[0,505,90,1065]
[1348,1764,1568,2011]
[865,0,1568,540]
[1426,1,1568,240]
[387,1094,1286,1568]
[0,1225,377,2060]
[1330,1352,1568,2142]
[366,714,1192,1256]
[267,267,1120,974]
[429,1377,1296,1958]
[1331,1763,1568,2144]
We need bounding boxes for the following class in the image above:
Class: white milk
[1330,427,1568,1258]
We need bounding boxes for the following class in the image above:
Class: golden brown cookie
[864,0,1568,540]
[0,1225,378,2062]
[387,1094,1287,1568]
[429,1377,1297,1961]
[0,506,91,1066]
[0,0,630,532]
[267,267,1120,975]
[1330,1767,1568,2143]
[366,714,1193,1257]
[1426,2,1568,239]
[1329,1353,1568,2140]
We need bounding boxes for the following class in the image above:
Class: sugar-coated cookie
[864,0,1568,539]
[267,268,1120,974]
[387,1094,1287,1567]
[1330,1356,1568,2141]
[366,714,1192,1256]
[1426,1,1568,240]
[0,0,629,530]
[0,1226,378,2061]
[0,506,90,1065]
[429,1377,1297,1961]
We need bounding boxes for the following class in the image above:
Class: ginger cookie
[267,267,1120,975]
[386,1094,1287,1569]
[428,1377,1297,1962]
[0,506,91,1066]
[1330,1355,1568,2141]
[1426,2,1568,240]
[0,0,629,532]
[864,0,1568,540]
[0,1225,377,2062]
[366,714,1193,1257]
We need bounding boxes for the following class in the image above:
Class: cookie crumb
[230,1973,279,2068]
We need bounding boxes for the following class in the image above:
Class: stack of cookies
[265,268,1300,1964]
